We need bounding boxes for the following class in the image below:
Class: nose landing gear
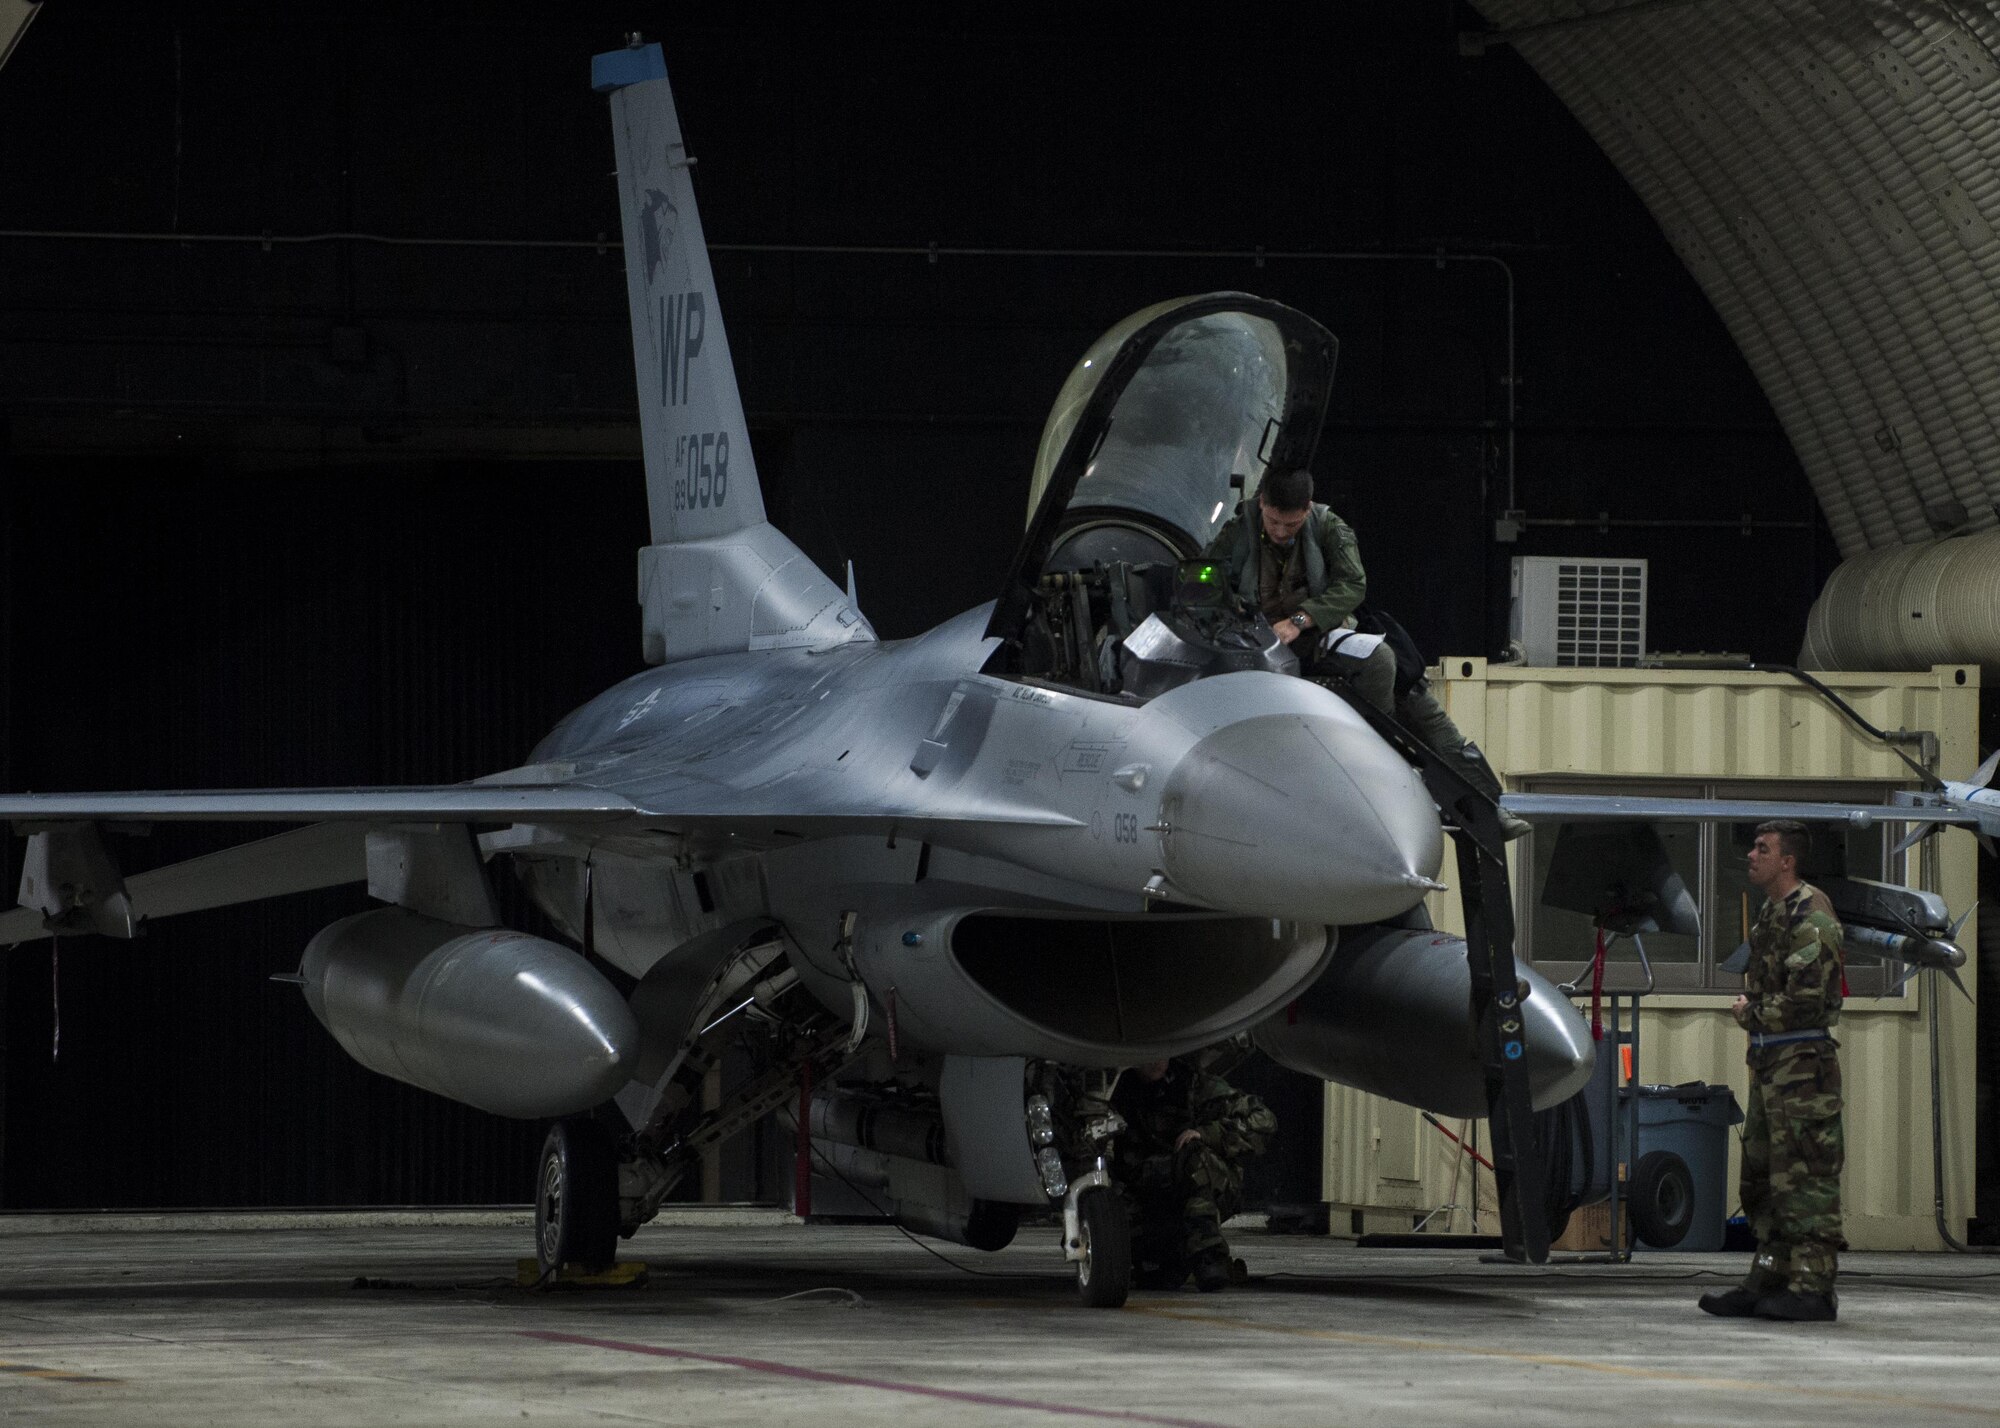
[1070,1181,1131,1308]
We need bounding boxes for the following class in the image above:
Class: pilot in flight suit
[1201,467,1528,840]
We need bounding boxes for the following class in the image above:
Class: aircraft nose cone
[1159,711,1444,925]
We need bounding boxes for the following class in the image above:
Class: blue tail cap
[591,41,666,94]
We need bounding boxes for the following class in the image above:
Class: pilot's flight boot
[1457,744,1533,842]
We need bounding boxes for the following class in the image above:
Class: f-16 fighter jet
[0,38,1597,1306]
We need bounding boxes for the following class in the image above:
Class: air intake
[1509,556,1647,668]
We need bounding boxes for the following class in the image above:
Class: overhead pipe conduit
[1470,1,2000,560]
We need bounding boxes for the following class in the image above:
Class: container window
[1517,777,1911,998]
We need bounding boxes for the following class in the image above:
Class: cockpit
[983,294,1339,701]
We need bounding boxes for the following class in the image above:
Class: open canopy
[989,294,1337,642]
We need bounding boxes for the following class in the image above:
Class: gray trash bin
[1629,1082,1742,1252]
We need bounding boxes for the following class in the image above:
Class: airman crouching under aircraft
[1201,466,1530,840]
[1112,1055,1275,1292]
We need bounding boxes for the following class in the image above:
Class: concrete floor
[1,1210,1997,1426]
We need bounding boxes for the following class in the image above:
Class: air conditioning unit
[1510,556,1647,667]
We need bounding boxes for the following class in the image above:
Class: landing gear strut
[1036,1068,1133,1307]
[568,943,851,1267]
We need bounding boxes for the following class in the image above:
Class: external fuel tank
[299,908,638,1119]
[1253,923,1594,1117]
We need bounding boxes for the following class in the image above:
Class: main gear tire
[535,1118,620,1275]
[1074,1188,1131,1309]
[1629,1149,1695,1249]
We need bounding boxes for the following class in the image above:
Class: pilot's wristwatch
[1293,611,1312,629]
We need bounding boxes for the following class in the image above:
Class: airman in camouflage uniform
[1201,467,1528,839]
[1111,1055,1275,1292]
[1700,819,1846,1323]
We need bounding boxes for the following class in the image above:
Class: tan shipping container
[1323,660,1981,1251]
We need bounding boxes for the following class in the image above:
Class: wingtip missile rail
[1823,876,1974,999]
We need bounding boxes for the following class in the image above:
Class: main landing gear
[534,1118,619,1275]
[529,939,848,1279]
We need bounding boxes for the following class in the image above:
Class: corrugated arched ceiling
[1470,0,2000,559]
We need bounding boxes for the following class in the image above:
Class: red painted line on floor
[0,1361,119,1384]
[520,1329,1239,1428]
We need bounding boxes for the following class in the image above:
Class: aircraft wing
[0,777,1082,946]
[0,784,647,947]
[0,821,368,946]
[0,785,644,824]
[1501,792,1983,828]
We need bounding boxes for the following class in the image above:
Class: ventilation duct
[1800,530,2000,676]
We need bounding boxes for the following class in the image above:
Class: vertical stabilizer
[596,40,762,542]
[595,40,871,663]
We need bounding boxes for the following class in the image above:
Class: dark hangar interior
[0,1,1949,1218]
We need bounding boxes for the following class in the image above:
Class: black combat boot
[1696,1287,1764,1317]
[1192,1249,1231,1293]
[1755,1289,1838,1322]
[1699,1258,1785,1317]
